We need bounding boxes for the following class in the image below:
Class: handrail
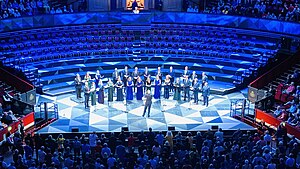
[255,109,300,139]
[249,51,300,89]
[0,67,34,93]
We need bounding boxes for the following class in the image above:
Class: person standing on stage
[142,90,152,117]
[168,66,175,92]
[122,66,130,90]
[156,67,163,81]
[84,72,91,87]
[112,68,119,84]
[116,77,124,101]
[145,76,152,92]
[201,72,208,89]
[84,82,90,109]
[95,70,104,88]
[202,82,210,107]
[136,76,143,100]
[74,73,82,99]
[191,71,198,86]
[154,75,161,99]
[97,79,104,104]
[183,76,191,101]
[191,78,200,104]
[90,82,96,106]
[107,78,114,102]
[126,77,134,101]
[164,75,171,99]
[182,66,190,79]
[132,67,140,93]
[173,78,181,101]
[143,67,150,92]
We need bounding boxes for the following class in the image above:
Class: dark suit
[201,74,208,88]
[156,71,163,81]
[122,70,130,85]
[74,77,82,99]
[112,71,119,84]
[183,79,191,101]
[193,82,200,103]
[84,86,90,108]
[202,85,210,106]
[143,93,152,117]
[191,74,198,85]
[168,71,175,91]
[182,70,190,78]
[132,71,140,92]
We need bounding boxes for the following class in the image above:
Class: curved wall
[0,12,300,36]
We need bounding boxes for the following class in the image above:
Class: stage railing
[255,109,300,139]
[0,67,36,106]
[249,51,300,89]
[1,12,300,36]
[248,51,300,102]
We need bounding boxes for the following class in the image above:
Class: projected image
[126,0,145,10]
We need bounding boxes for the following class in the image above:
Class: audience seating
[0,23,284,96]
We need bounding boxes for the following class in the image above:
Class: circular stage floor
[35,88,255,133]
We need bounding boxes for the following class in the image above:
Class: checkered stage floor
[36,89,254,133]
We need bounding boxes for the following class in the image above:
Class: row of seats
[6,46,270,66]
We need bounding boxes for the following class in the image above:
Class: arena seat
[0,23,283,96]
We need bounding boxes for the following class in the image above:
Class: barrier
[0,112,35,141]
[255,109,300,139]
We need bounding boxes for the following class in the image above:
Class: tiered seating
[0,23,280,96]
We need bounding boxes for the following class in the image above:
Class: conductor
[142,90,152,117]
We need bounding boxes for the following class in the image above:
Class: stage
[35,88,255,133]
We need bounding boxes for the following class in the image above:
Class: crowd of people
[1,0,300,22]
[272,69,300,129]
[0,0,87,20]
[0,125,299,169]
[75,66,211,112]
[186,0,300,22]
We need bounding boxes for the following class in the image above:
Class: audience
[0,0,75,20]
[1,0,300,22]
[186,0,300,22]
[0,127,299,169]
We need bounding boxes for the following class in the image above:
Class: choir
[74,66,211,109]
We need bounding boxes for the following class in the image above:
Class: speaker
[168,126,175,131]
[211,125,218,130]
[71,127,79,132]
[121,127,128,132]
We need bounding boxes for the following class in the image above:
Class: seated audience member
[69,5,74,13]
[194,6,199,12]
[43,0,50,13]
[55,7,63,14]
[274,106,283,117]
[14,9,21,17]
[1,112,12,125]
[3,11,9,19]
[63,6,69,13]
[283,82,295,95]
[295,86,300,95]
[284,100,297,114]
[37,0,43,13]
[187,5,194,12]
[50,7,55,14]
[278,111,288,121]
